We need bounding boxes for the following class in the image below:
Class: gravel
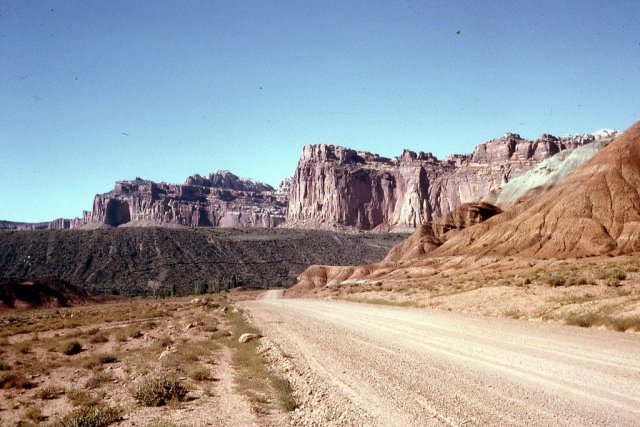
[244,292,640,426]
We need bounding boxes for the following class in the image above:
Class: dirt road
[243,292,640,426]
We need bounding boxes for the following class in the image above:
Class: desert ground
[306,255,640,332]
[0,292,291,426]
[1,254,639,426]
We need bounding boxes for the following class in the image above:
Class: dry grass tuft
[85,372,114,389]
[35,384,65,399]
[0,372,36,389]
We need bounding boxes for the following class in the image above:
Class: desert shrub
[564,276,587,287]
[503,309,522,319]
[61,341,83,355]
[609,316,640,332]
[66,389,100,407]
[16,342,32,354]
[564,313,600,328]
[85,372,113,389]
[542,273,566,287]
[134,377,188,406]
[0,361,11,371]
[97,353,118,364]
[82,353,118,369]
[610,269,627,281]
[35,385,65,399]
[595,270,609,280]
[203,324,219,333]
[155,335,174,348]
[114,330,128,342]
[89,333,109,344]
[187,367,209,381]
[59,403,122,427]
[129,328,143,339]
[606,278,621,287]
[0,372,35,389]
[23,406,44,422]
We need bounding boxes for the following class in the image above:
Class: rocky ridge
[286,122,640,295]
[2,129,615,231]
[87,170,289,228]
[436,122,640,258]
[286,130,617,231]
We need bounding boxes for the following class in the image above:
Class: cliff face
[88,171,288,228]
[286,131,612,231]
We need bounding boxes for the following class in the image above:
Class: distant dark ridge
[0,228,407,297]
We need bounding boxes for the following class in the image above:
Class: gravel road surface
[243,292,640,426]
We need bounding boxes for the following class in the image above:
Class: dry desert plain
[2,257,640,427]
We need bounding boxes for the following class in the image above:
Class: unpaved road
[243,292,640,426]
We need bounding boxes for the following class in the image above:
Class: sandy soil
[244,292,640,426]
[0,296,287,426]
[308,255,640,330]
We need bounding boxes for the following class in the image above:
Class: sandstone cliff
[286,122,640,296]
[87,170,288,228]
[286,131,613,231]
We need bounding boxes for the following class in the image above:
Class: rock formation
[87,170,288,228]
[484,129,618,209]
[286,131,616,231]
[436,122,640,258]
[2,129,617,232]
[286,121,640,295]
[287,201,502,295]
[382,202,502,263]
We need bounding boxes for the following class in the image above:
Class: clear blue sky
[1,0,639,222]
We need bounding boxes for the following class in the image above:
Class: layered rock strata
[88,170,288,228]
[287,122,640,296]
[287,131,615,231]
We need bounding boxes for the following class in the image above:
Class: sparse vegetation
[35,385,65,399]
[58,403,122,427]
[503,308,523,319]
[114,329,129,342]
[67,389,101,407]
[188,366,210,381]
[23,406,44,422]
[0,372,35,389]
[147,421,178,427]
[606,277,621,287]
[541,273,566,287]
[610,269,627,281]
[89,333,109,343]
[129,328,143,339]
[85,372,114,389]
[227,307,297,413]
[270,376,298,412]
[563,312,640,331]
[134,377,188,406]
[61,340,83,355]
